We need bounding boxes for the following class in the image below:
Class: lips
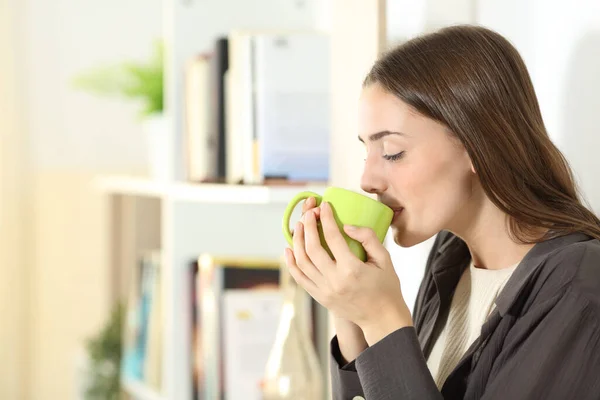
[385,204,403,212]
[391,207,404,222]
[379,198,403,217]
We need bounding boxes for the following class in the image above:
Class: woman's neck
[461,215,534,270]
[449,187,536,270]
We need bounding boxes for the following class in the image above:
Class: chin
[391,226,432,248]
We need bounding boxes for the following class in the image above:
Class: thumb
[343,225,389,264]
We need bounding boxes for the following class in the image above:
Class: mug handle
[282,191,322,246]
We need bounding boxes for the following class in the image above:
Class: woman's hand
[297,197,368,360]
[284,200,413,345]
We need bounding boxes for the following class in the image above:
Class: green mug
[282,187,394,261]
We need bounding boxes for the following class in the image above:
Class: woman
[284,25,600,399]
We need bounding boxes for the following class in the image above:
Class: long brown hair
[364,24,600,243]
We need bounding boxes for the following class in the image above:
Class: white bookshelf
[147,4,328,395]
[102,1,386,399]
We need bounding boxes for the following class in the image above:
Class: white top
[426,261,518,389]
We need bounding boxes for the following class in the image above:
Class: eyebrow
[358,130,407,143]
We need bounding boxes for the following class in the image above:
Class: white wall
[387,0,476,44]
[0,1,30,399]
[25,0,163,170]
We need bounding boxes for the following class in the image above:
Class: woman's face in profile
[357,83,475,247]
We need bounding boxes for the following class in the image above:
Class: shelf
[122,379,164,400]
[96,176,166,198]
[95,175,329,204]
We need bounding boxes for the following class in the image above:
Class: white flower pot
[143,113,171,181]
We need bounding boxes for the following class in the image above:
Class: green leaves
[84,302,124,400]
[72,40,163,118]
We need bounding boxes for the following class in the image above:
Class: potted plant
[72,40,170,180]
[76,302,125,400]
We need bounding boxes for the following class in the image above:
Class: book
[211,37,229,181]
[185,53,217,182]
[252,32,331,183]
[121,251,162,385]
[196,255,281,400]
[144,252,163,390]
[225,31,331,185]
[226,30,256,184]
[222,290,283,400]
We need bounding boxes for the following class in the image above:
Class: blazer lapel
[441,309,503,397]
[420,235,471,358]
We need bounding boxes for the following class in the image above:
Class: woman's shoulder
[538,233,600,307]
[543,233,600,273]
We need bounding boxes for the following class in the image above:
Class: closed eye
[383,151,405,161]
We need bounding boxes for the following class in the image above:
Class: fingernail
[344,224,357,231]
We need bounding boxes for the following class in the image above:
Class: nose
[360,156,387,195]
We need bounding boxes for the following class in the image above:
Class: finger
[290,208,321,238]
[292,222,325,283]
[294,198,318,237]
[303,209,334,268]
[301,196,316,214]
[343,225,390,265]
[284,247,316,288]
[285,248,323,304]
[319,201,353,260]
[312,207,321,220]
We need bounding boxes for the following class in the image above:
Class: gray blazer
[330,231,600,399]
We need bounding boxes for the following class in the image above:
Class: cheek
[422,160,472,222]
[391,155,472,222]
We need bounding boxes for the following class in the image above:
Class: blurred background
[1,0,599,399]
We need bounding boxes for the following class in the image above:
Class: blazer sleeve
[330,327,443,400]
[330,335,365,399]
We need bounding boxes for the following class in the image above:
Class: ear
[464,148,476,174]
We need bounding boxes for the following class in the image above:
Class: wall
[387,0,476,44]
[25,0,162,170]
[0,0,30,399]
[21,0,162,398]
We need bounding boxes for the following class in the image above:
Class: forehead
[358,84,425,140]
[359,84,416,124]
[357,84,451,142]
